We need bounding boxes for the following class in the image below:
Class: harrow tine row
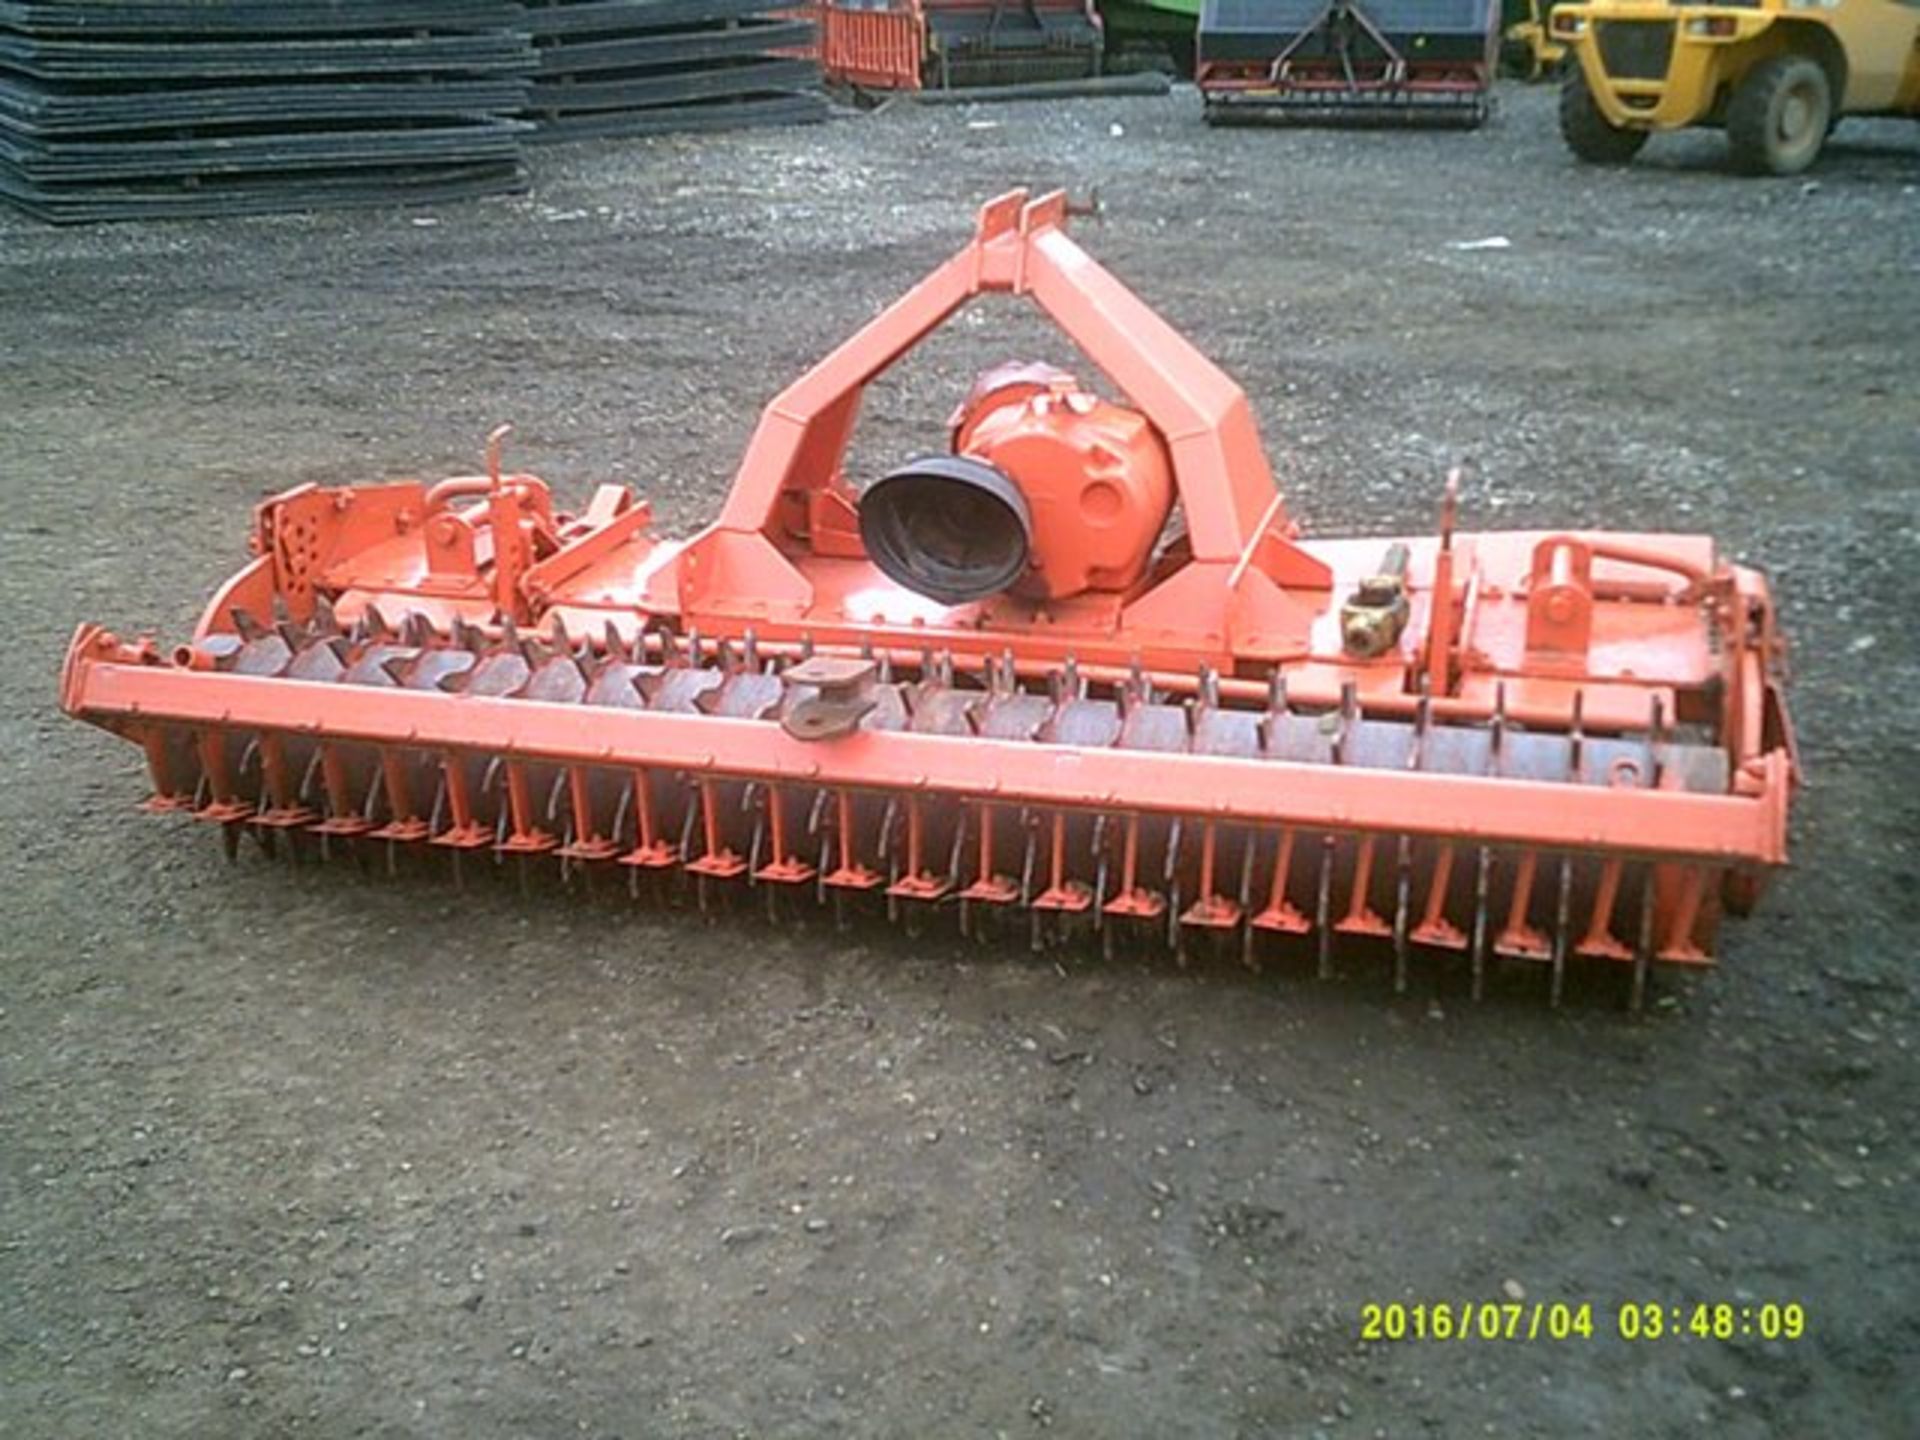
[106,604,1739,1008]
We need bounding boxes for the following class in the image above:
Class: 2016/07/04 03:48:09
[1359,1301,1808,1342]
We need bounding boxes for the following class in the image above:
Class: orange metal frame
[60,649,1790,865]
[59,189,1798,983]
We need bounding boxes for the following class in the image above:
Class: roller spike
[231,607,270,642]
[362,602,393,643]
[310,592,340,637]
[402,611,434,648]
[604,619,629,664]
[743,629,760,674]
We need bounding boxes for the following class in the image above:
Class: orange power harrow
[61,190,1797,1006]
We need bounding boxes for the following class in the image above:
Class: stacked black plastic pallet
[0,1,536,222]
[523,0,825,143]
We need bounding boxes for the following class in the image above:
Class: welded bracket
[663,187,1331,625]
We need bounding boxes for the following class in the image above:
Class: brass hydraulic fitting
[1341,542,1412,658]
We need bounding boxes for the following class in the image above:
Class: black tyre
[1727,54,1832,176]
[1559,68,1647,165]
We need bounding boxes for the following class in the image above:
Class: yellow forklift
[1551,0,1920,173]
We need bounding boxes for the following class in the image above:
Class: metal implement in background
[818,0,1104,93]
[1197,0,1501,126]
[61,189,1798,1006]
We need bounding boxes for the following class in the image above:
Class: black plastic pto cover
[859,455,1033,606]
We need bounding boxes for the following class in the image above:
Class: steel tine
[1315,835,1336,979]
[1470,846,1492,1001]
[1631,864,1656,1012]
[1238,829,1259,972]
[1392,835,1413,994]
[1550,855,1573,1007]
[1648,694,1668,788]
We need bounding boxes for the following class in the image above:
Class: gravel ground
[2,84,1917,1438]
